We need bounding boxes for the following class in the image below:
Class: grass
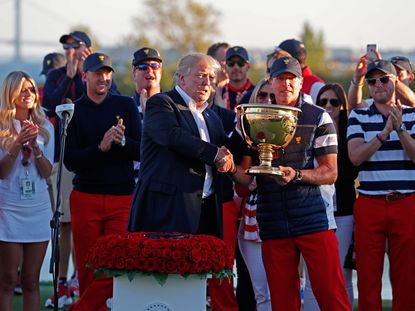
[11,282,392,310]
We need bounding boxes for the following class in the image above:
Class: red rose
[190,249,202,263]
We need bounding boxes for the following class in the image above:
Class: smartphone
[366,44,378,62]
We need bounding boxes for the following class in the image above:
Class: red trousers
[354,194,415,311]
[262,230,351,311]
[209,200,239,311]
[69,190,132,311]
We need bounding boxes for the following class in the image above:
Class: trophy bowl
[237,103,301,175]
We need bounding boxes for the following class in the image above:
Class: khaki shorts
[46,163,74,223]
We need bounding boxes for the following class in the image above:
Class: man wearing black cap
[64,52,141,310]
[348,54,415,109]
[43,30,119,111]
[232,56,351,311]
[131,47,162,183]
[218,46,255,110]
[38,52,66,103]
[131,47,162,118]
[347,59,415,311]
[278,39,325,103]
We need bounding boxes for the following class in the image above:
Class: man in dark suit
[127,53,239,311]
[127,53,236,238]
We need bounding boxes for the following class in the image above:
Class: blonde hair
[0,71,50,150]
[173,53,220,85]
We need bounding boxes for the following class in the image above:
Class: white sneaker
[106,297,113,310]
[44,295,73,309]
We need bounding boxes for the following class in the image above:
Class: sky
[1,0,415,61]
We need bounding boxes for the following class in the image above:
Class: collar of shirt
[175,85,208,113]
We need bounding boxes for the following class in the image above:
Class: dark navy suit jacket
[127,88,238,237]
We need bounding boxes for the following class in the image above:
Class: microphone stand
[49,112,70,311]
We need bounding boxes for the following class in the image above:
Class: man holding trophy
[232,56,351,311]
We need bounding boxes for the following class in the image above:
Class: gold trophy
[237,103,301,175]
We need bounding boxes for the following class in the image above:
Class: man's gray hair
[173,53,220,85]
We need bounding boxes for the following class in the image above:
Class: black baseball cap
[270,56,302,78]
[225,46,249,62]
[83,53,114,72]
[40,52,65,75]
[132,47,162,66]
[365,59,397,78]
[278,39,306,63]
[59,31,92,47]
[390,56,413,73]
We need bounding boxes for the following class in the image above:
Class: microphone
[55,98,75,123]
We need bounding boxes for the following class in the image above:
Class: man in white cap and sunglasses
[347,59,415,310]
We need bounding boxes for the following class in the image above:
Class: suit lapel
[203,108,219,145]
[168,89,200,138]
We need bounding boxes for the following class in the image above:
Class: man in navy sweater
[64,53,140,311]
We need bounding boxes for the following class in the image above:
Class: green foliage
[94,267,234,287]
[300,21,327,77]
[132,0,221,54]
[248,64,268,85]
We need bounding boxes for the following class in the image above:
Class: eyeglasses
[366,75,391,86]
[318,98,340,107]
[62,41,84,50]
[135,63,161,71]
[226,60,246,68]
[257,91,275,102]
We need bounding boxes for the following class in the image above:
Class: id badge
[20,178,35,200]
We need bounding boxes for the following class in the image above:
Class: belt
[362,192,413,202]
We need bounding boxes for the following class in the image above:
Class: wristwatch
[293,169,302,183]
[398,123,407,133]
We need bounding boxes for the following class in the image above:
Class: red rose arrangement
[87,232,234,285]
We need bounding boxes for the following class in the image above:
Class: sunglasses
[20,87,36,95]
[318,98,340,107]
[62,41,84,50]
[135,63,161,71]
[226,60,246,68]
[366,75,391,86]
[257,91,275,101]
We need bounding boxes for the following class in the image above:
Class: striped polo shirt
[347,101,415,195]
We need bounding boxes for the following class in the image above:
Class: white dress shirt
[175,85,214,198]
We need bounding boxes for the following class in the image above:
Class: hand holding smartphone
[366,44,378,62]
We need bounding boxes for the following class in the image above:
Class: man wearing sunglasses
[231,56,351,311]
[347,59,415,311]
[348,54,415,109]
[131,47,162,184]
[131,47,162,118]
[217,46,255,110]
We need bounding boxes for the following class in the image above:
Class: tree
[133,0,221,54]
[300,21,328,76]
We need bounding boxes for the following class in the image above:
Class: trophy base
[246,166,284,176]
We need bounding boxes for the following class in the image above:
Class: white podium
[112,274,208,311]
